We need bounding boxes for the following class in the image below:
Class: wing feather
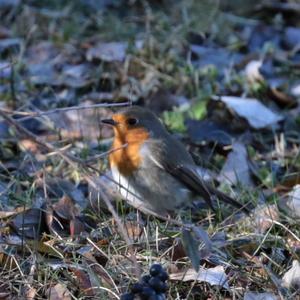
[165,162,249,212]
[147,138,249,213]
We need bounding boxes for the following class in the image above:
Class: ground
[0,1,300,299]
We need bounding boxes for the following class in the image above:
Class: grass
[0,0,300,299]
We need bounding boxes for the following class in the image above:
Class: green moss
[188,100,207,120]
[163,109,186,133]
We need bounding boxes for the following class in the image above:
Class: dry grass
[0,1,300,299]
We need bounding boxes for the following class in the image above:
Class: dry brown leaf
[0,211,18,219]
[10,208,46,239]
[19,139,39,153]
[276,173,300,191]
[254,204,279,234]
[25,286,37,300]
[0,206,29,219]
[48,283,71,300]
[52,195,80,220]
[124,221,143,240]
[71,268,94,297]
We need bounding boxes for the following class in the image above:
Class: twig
[1,101,131,122]
[84,144,128,163]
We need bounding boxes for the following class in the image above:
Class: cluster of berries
[121,264,168,300]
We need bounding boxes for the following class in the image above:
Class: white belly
[111,164,191,215]
[111,166,146,211]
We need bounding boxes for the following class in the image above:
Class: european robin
[102,106,248,216]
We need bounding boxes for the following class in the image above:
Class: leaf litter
[0,1,300,299]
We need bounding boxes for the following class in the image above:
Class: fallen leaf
[213,96,283,129]
[0,210,19,219]
[69,218,85,237]
[85,259,116,290]
[86,41,142,62]
[282,260,300,289]
[48,283,71,300]
[18,117,48,135]
[0,61,11,79]
[0,0,20,8]
[266,78,297,108]
[244,291,279,300]
[87,41,126,61]
[170,265,229,289]
[19,139,39,153]
[186,119,233,146]
[27,62,59,86]
[190,45,242,72]
[248,25,281,52]
[37,178,86,210]
[253,204,279,234]
[123,220,143,240]
[218,142,253,186]
[291,82,300,98]
[61,63,92,88]
[25,41,59,65]
[283,27,300,50]
[181,229,201,271]
[52,196,80,220]
[71,269,94,297]
[10,208,46,239]
[245,60,264,84]
[47,195,86,236]
[24,286,36,300]
[171,238,186,262]
[0,38,22,54]
[180,225,212,270]
[285,185,300,218]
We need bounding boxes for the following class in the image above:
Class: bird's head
[101,106,167,143]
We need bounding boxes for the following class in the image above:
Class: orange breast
[109,127,149,176]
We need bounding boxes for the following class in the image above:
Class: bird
[101,106,248,216]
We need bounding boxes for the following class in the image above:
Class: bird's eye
[126,118,138,126]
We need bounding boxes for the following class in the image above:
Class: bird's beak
[101,118,118,126]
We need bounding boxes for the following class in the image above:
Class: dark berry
[156,294,166,300]
[131,282,143,294]
[157,270,168,282]
[120,292,134,300]
[149,277,167,293]
[141,274,151,284]
[140,286,156,299]
[148,295,160,300]
[149,264,163,277]
[149,294,166,300]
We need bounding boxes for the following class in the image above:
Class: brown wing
[166,163,249,212]
[147,135,249,213]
